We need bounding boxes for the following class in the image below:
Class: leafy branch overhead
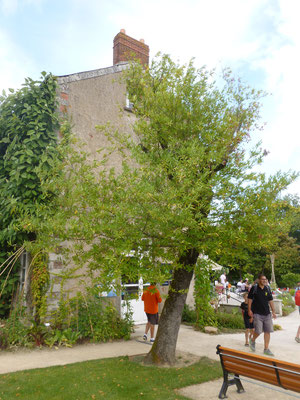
[29,55,297,288]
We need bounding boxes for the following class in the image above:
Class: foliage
[0,72,61,319]
[0,357,222,400]
[243,273,254,283]
[280,272,300,289]
[22,55,298,364]
[0,294,133,349]
[282,306,295,316]
[194,259,217,328]
[222,196,300,283]
[30,251,50,322]
[273,324,282,331]
[182,304,197,323]
[0,307,34,349]
[277,292,296,316]
[27,55,297,295]
[215,312,244,330]
[0,72,60,244]
[0,266,20,318]
[49,292,134,343]
[44,328,81,348]
[277,292,295,308]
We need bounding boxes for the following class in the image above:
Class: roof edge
[57,62,129,84]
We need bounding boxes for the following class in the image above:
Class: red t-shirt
[142,285,162,314]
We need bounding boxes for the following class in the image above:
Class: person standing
[142,283,162,344]
[220,272,227,294]
[295,281,300,314]
[240,292,254,346]
[248,274,276,356]
[236,279,243,293]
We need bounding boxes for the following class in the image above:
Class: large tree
[28,56,297,364]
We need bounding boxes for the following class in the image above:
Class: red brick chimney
[113,29,149,66]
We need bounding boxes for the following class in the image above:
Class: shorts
[243,317,254,330]
[253,313,273,334]
[146,312,159,325]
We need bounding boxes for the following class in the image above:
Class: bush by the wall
[0,295,134,349]
[216,312,244,330]
[56,294,134,343]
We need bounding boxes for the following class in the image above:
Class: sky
[0,0,299,196]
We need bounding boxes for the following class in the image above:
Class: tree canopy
[27,55,297,363]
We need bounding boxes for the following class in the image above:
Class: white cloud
[1,0,18,15]
[0,29,38,92]
[0,0,44,16]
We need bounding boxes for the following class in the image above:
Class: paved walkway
[0,310,299,399]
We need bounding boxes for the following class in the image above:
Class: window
[125,93,134,111]
[20,251,30,292]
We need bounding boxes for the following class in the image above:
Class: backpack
[295,288,300,306]
[252,283,272,297]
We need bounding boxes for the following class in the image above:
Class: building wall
[58,64,135,169]
[46,65,136,310]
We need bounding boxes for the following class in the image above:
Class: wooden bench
[216,345,300,399]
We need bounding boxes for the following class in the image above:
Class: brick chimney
[113,29,149,66]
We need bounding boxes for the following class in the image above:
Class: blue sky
[0,0,299,196]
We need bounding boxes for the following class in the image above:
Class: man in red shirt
[142,283,162,344]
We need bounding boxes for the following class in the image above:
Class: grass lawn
[0,355,222,400]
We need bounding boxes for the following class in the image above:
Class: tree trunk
[270,254,276,286]
[145,248,199,365]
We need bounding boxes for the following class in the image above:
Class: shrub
[216,312,244,330]
[1,293,134,349]
[182,304,197,323]
[277,292,295,307]
[0,308,33,349]
[273,324,282,331]
[60,293,134,343]
[282,306,295,316]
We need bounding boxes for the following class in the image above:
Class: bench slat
[217,345,300,397]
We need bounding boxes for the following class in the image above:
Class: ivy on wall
[194,259,217,328]
[0,72,60,318]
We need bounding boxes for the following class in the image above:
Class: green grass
[0,356,222,400]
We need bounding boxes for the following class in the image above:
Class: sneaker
[150,338,155,344]
[143,334,147,341]
[249,338,255,352]
[264,348,274,356]
[295,337,300,343]
[245,343,249,347]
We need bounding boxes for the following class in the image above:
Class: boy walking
[142,283,162,344]
[248,274,276,356]
[240,292,254,346]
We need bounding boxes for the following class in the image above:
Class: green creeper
[0,73,60,318]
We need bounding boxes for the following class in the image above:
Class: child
[240,292,254,346]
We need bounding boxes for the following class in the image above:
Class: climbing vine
[194,259,217,328]
[0,72,60,318]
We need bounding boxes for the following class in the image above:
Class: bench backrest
[217,345,300,393]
